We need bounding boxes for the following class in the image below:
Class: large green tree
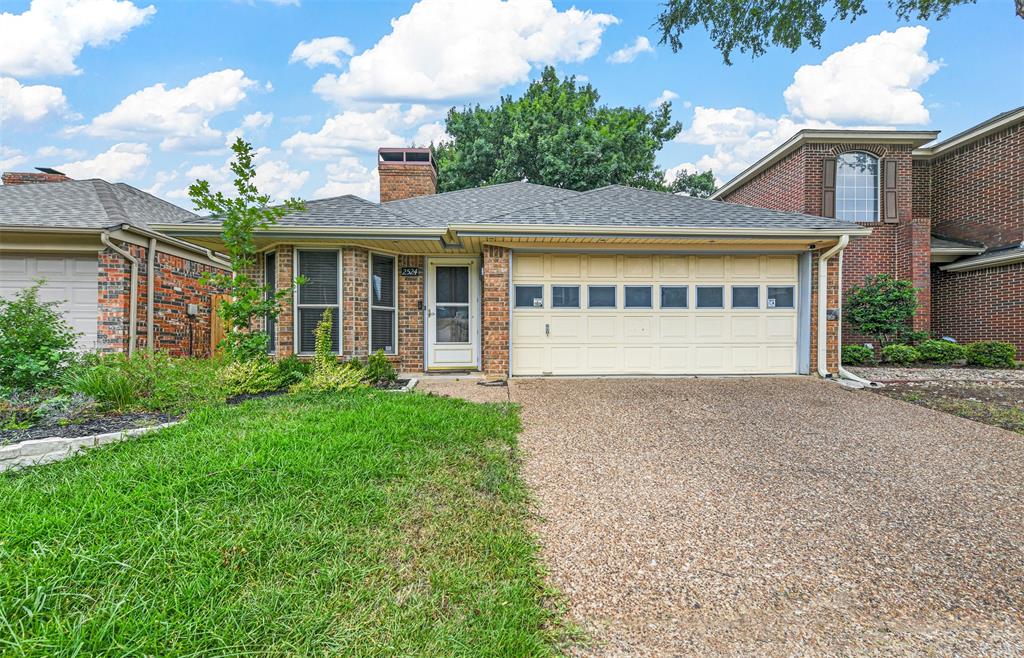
[657,0,988,65]
[435,66,682,192]
[669,168,717,198]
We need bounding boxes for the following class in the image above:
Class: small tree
[0,281,79,390]
[845,274,919,347]
[189,138,305,361]
[669,169,717,198]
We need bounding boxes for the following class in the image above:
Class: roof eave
[939,248,1024,272]
[153,224,446,239]
[914,107,1024,159]
[451,223,871,238]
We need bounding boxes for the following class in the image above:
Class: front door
[426,259,480,370]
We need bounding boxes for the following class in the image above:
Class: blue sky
[1,0,1021,208]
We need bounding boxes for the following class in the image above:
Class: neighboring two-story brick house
[713,107,1024,352]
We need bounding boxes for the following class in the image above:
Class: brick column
[481,245,510,377]
[897,216,932,333]
[342,247,369,359]
[809,253,841,376]
[97,247,132,353]
[274,246,295,356]
[398,255,425,371]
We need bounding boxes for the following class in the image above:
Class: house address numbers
[401,267,421,277]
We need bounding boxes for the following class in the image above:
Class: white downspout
[817,235,849,378]
[147,237,156,350]
[101,232,139,356]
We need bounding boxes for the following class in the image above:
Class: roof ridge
[466,183,609,224]
[90,179,133,228]
[336,193,430,227]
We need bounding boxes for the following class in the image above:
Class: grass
[0,390,564,656]
[892,392,1024,435]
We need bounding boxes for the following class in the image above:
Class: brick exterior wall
[397,255,425,371]
[379,162,437,203]
[1,171,71,185]
[932,262,1024,352]
[723,148,807,213]
[809,253,841,375]
[97,243,226,357]
[342,247,370,359]
[481,245,510,376]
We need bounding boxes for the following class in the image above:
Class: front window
[370,254,397,354]
[264,252,276,353]
[296,250,340,354]
[836,152,879,222]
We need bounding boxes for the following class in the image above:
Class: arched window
[835,151,879,222]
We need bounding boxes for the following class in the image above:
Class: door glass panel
[436,306,469,343]
[436,266,469,304]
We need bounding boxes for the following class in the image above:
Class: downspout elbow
[101,231,140,356]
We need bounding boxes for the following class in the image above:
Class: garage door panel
[0,256,27,275]
[511,253,799,376]
[1,253,98,351]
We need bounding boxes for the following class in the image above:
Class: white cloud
[0,77,69,122]
[315,157,379,200]
[649,89,678,107]
[58,142,150,180]
[0,146,28,171]
[37,145,86,160]
[290,36,355,68]
[784,26,939,125]
[412,121,449,146]
[76,69,257,151]
[0,0,155,78]
[608,36,654,64]
[241,111,273,129]
[184,148,309,201]
[312,0,617,103]
[282,104,407,158]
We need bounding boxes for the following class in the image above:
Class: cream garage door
[0,253,99,351]
[510,253,799,376]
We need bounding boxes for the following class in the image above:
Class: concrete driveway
[420,376,1024,656]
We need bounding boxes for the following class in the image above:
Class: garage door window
[514,285,544,308]
[551,285,580,308]
[624,285,652,309]
[767,286,795,309]
[660,285,688,309]
[696,286,724,309]
[588,285,616,308]
[731,286,760,309]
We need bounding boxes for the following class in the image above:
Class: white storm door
[426,259,480,369]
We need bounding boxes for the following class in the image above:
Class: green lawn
[0,390,564,657]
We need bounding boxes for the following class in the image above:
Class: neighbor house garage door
[510,253,799,376]
[0,253,99,351]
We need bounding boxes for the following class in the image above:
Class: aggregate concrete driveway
[424,376,1024,656]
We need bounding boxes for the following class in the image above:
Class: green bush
[916,339,966,364]
[291,310,364,394]
[0,281,79,391]
[965,341,1017,369]
[845,274,919,347]
[275,354,311,386]
[842,344,875,366]
[220,358,282,396]
[363,349,397,384]
[881,344,920,365]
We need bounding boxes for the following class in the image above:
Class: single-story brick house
[712,106,1024,352]
[151,147,871,378]
[0,172,229,356]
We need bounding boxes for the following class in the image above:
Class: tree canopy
[434,66,682,192]
[657,0,980,65]
[669,168,717,198]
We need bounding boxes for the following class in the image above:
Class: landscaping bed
[0,390,563,655]
[0,410,178,445]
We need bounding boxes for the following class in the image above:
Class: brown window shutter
[882,159,898,223]
[821,158,836,218]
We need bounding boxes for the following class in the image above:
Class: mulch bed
[0,411,180,446]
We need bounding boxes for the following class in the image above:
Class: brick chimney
[1,168,71,185]
[378,147,436,203]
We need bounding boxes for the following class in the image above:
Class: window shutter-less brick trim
[883,159,899,223]
[821,158,836,218]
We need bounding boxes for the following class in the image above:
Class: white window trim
[836,150,881,223]
[293,248,343,356]
[369,252,399,356]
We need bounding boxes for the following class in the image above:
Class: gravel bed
[498,377,1024,656]
[852,366,1024,383]
[0,411,179,446]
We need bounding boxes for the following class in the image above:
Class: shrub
[275,354,311,387]
[965,341,1017,369]
[291,310,364,394]
[363,349,397,385]
[846,274,919,347]
[220,358,282,396]
[66,356,141,412]
[916,339,966,364]
[881,344,920,365]
[0,281,79,391]
[842,344,875,366]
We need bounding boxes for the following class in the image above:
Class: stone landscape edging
[0,421,180,473]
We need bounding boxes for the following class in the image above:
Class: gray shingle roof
[383,181,580,227]
[469,184,866,231]
[176,193,422,229]
[0,179,198,230]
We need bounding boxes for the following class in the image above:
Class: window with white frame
[296,250,340,354]
[370,254,397,354]
[264,251,276,353]
[836,152,879,222]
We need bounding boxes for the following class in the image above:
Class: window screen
[264,252,276,353]
[836,152,879,222]
[588,285,616,308]
[298,307,340,354]
[370,254,396,353]
[767,286,795,309]
[515,285,544,308]
[624,285,652,308]
[696,286,724,308]
[660,285,687,309]
[551,285,580,308]
[296,250,340,354]
[731,286,759,309]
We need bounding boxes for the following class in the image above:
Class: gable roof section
[914,106,1024,158]
[383,181,580,227]
[455,184,867,235]
[174,193,423,230]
